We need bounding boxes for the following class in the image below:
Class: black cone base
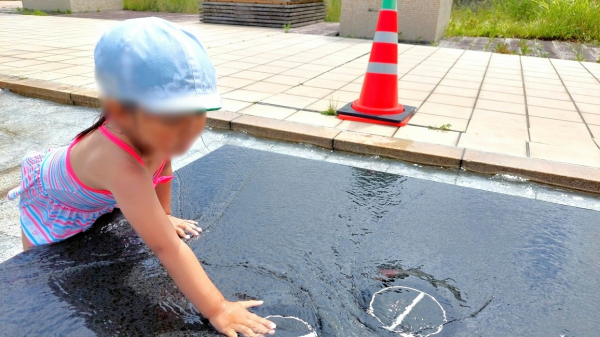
[337,103,417,127]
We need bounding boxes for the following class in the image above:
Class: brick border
[2,76,599,194]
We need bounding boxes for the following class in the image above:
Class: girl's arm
[110,162,275,337]
[155,160,202,239]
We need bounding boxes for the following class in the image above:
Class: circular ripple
[265,315,317,337]
[368,286,446,337]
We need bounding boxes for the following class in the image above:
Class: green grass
[448,0,600,42]
[123,0,198,13]
[321,97,338,116]
[493,41,513,54]
[428,124,452,132]
[19,8,49,16]
[518,39,531,55]
[325,0,341,22]
[19,8,72,15]
[570,44,585,61]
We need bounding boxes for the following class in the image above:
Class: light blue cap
[94,17,221,113]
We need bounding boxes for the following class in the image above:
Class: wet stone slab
[1,146,599,336]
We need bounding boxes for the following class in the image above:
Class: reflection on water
[515,205,573,287]
[1,146,600,336]
[45,213,208,336]
[346,169,405,222]
[376,262,465,303]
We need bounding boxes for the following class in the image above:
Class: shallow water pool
[0,145,599,336]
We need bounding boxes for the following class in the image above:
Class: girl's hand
[167,215,202,239]
[209,300,276,337]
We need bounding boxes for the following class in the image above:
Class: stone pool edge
[2,75,599,194]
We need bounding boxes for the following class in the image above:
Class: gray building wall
[22,0,123,12]
[340,0,453,43]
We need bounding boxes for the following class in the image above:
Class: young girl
[7,18,275,337]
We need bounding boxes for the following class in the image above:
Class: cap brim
[140,92,222,114]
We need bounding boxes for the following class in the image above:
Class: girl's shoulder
[70,131,148,192]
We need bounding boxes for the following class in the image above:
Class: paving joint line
[462,51,493,136]
[458,148,466,173]
[519,55,532,144]
[548,59,600,151]
[581,62,600,83]
[250,101,307,110]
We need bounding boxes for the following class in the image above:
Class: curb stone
[334,131,464,168]
[463,150,600,194]
[4,78,73,105]
[71,89,101,107]
[231,115,341,150]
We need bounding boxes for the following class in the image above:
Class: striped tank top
[7,125,173,246]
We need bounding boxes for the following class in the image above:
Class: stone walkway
[1,14,600,173]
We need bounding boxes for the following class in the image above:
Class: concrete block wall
[340,0,453,43]
[21,0,123,12]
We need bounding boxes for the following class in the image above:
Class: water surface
[0,146,599,336]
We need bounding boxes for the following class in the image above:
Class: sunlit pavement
[2,14,600,168]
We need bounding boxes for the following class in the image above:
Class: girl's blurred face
[132,112,207,156]
[105,100,208,156]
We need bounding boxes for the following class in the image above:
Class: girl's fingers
[174,227,186,238]
[252,315,276,333]
[223,329,236,337]
[247,321,262,334]
[249,321,271,336]
[181,223,200,236]
[184,220,202,232]
[236,325,255,337]
[175,223,199,236]
[241,300,264,309]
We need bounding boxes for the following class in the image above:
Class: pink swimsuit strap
[98,125,144,165]
[97,125,170,180]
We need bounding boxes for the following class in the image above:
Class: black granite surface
[1,145,599,336]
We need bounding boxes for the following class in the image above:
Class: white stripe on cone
[373,31,398,44]
[366,62,397,75]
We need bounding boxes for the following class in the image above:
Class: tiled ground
[1,14,600,168]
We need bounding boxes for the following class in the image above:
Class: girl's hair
[75,103,136,140]
[75,115,106,140]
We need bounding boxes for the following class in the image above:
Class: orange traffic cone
[337,0,416,127]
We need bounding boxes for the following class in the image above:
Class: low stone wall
[202,1,325,28]
[340,0,452,43]
[21,0,123,12]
